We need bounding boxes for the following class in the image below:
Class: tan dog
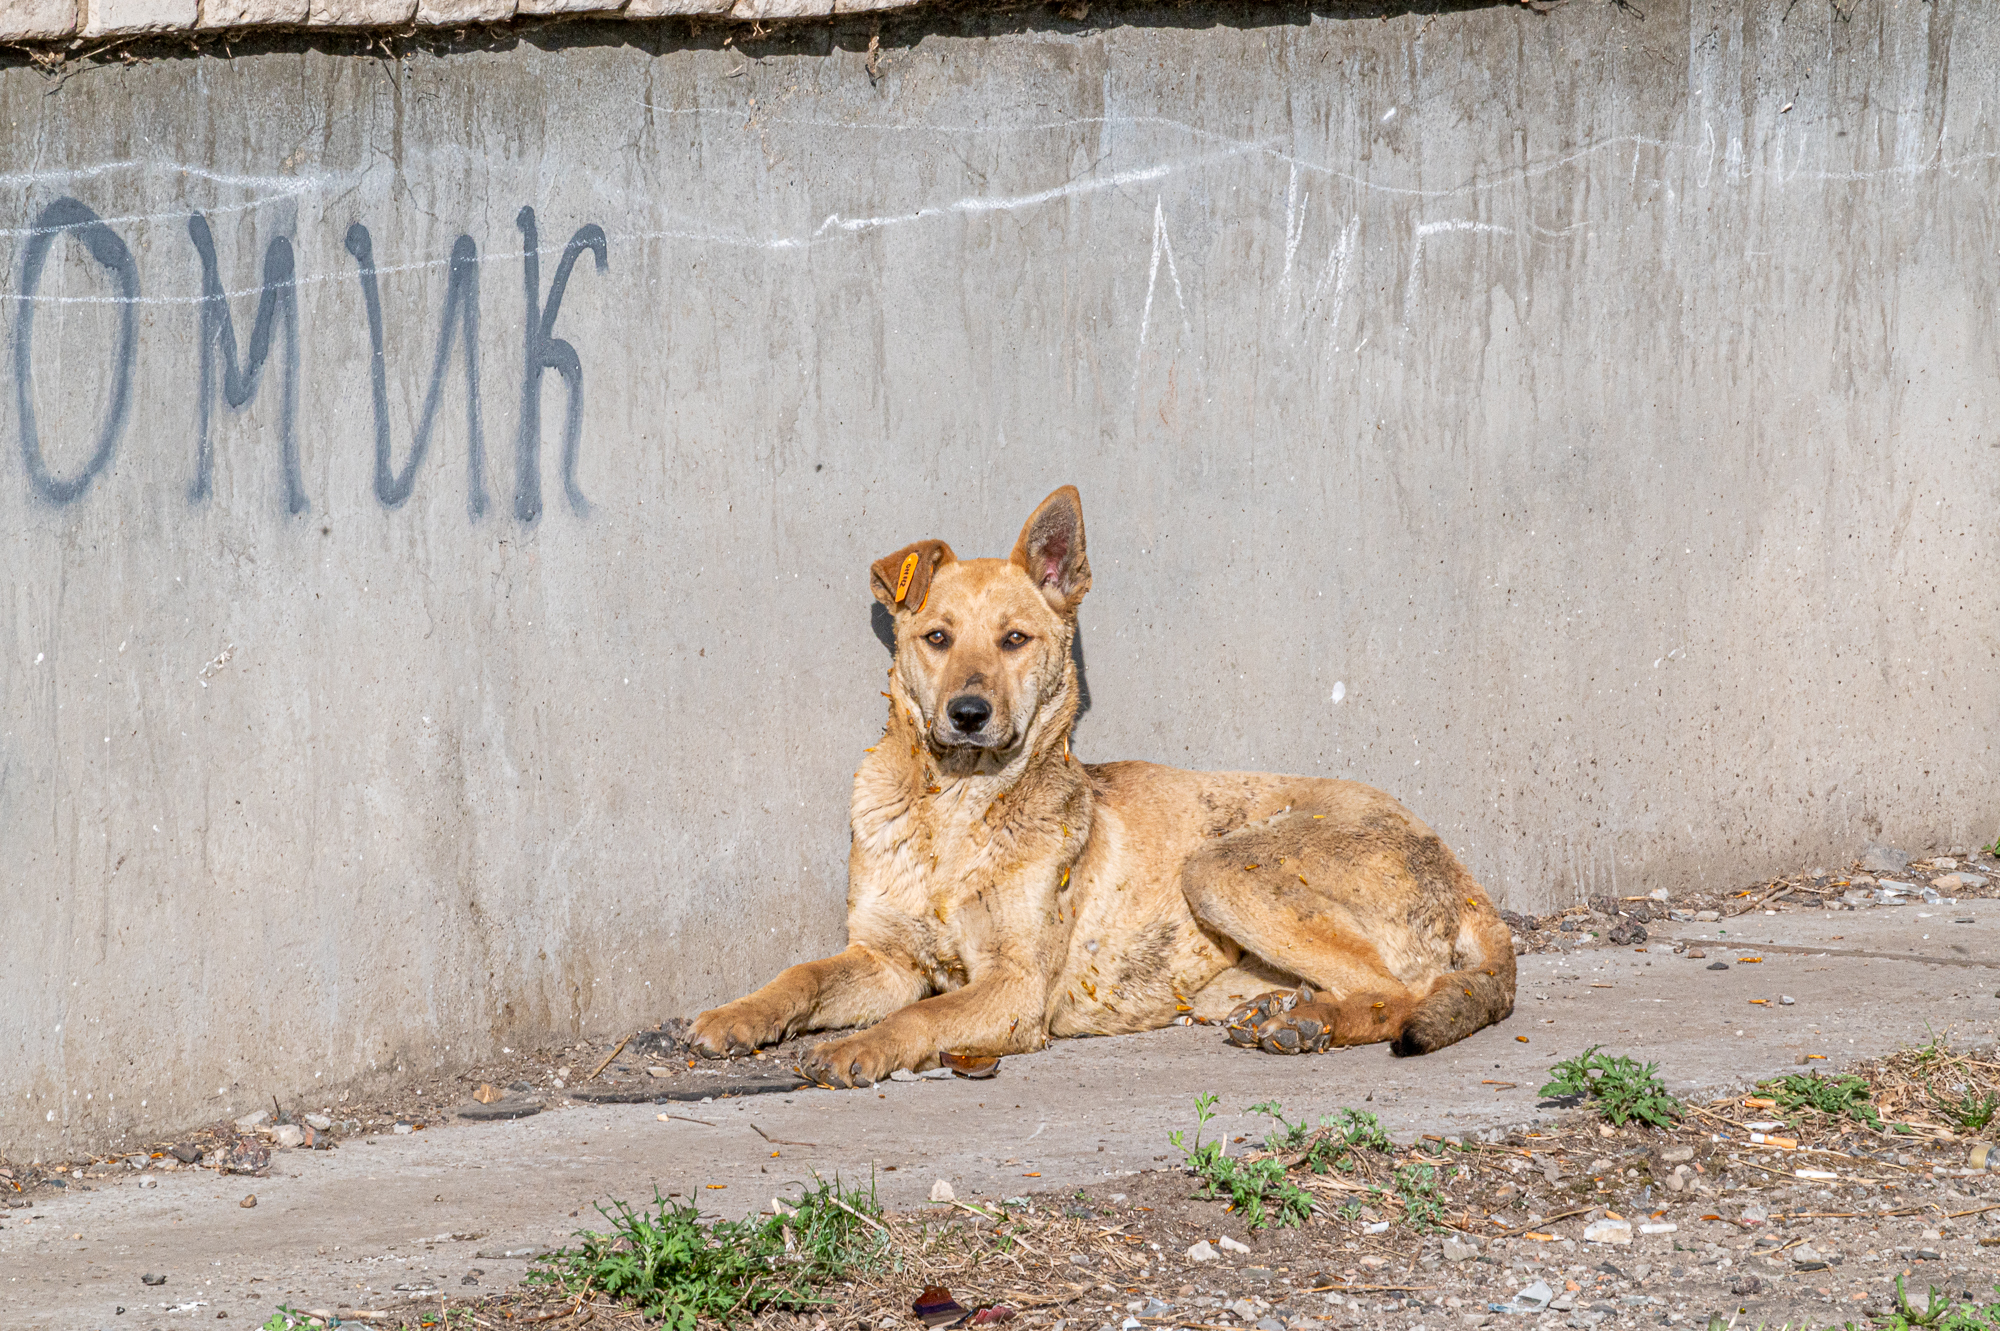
[691,487,1515,1085]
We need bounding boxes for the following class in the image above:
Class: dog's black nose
[946,695,992,734]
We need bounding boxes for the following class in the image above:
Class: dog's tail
[1391,907,1517,1056]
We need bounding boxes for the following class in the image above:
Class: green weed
[1392,1161,1447,1233]
[1169,1096,1311,1230]
[1246,1100,1393,1174]
[1761,1070,1883,1130]
[1870,1276,2000,1330]
[1943,1087,1998,1132]
[528,1175,885,1330]
[1540,1046,1681,1128]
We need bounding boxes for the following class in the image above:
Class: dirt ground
[5,847,1997,1330]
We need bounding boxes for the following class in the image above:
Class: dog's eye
[924,630,951,648]
[1001,631,1031,650]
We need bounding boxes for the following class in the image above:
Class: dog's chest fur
[848,736,1090,994]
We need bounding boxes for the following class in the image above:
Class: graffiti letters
[14,198,139,507]
[189,213,305,514]
[9,195,608,520]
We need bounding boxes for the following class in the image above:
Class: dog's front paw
[690,1003,779,1059]
[798,1033,905,1089]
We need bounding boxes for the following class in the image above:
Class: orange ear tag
[893,552,919,604]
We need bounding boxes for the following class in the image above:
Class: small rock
[1625,903,1653,923]
[1254,1319,1285,1331]
[1962,873,1990,888]
[1686,948,1706,958]
[141,1274,166,1286]
[138,1177,158,1190]
[1547,1295,1575,1312]
[1068,1253,1092,1267]
[239,1194,256,1208]
[1694,910,1721,923]
[1661,1173,1683,1193]
[1707,962,1729,970]
[393,1123,415,1134]
[929,1179,956,1203]
[1729,1275,1765,1297]
[1934,875,1966,891]
[1608,921,1647,946]
[1935,858,1959,871]
[232,1111,270,1131]
[1792,1244,1828,1271]
[1660,1145,1694,1163]
[1630,1264,1652,1282]
[1779,995,1795,1006]
[1740,1204,1769,1224]
[1218,1234,1252,1254]
[889,1069,922,1082]
[270,1125,305,1149]
[1442,1239,1480,1263]
[1358,1255,1389,1269]
[1860,846,1911,874]
[1186,1240,1220,1263]
[1590,895,1620,917]
[304,1114,332,1131]
[1582,1219,1632,1246]
[169,1143,202,1164]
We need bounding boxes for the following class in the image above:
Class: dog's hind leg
[1179,800,1514,1055]
[690,944,928,1058]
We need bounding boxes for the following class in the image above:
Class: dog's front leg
[690,944,927,1058]
[801,973,1044,1087]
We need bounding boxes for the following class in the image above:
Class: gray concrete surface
[7,0,2000,1160]
[3,905,1996,1329]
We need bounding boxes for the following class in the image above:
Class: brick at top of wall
[84,0,197,35]
[2,0,79,40]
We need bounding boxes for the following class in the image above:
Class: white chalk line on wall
[1,114,1992,308]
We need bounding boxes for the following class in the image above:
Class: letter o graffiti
[14,197,139,506]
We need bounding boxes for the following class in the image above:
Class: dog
[690,486,1515,1085]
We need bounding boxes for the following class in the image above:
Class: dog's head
[870,485,1092,757]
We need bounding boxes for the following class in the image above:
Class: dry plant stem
[585,1034,633,1083]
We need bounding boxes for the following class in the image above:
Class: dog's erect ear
[870,539,957,614]
[1010,485,1092,616]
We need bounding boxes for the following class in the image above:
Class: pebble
[393,1123,415,1134]
[1687,949,1706,959]
[1218,1235,1252,1254]
[929,1179,956,1203]
[1861,846,1911,874]
[1779,995,1795,1005]
[232,1111,270,1131]
[1707,962,1729,970]
[1442,1239,1480,1263]
[271,1125,305,1149]
[137,1178,157,1189]
[304,1114,333,1131]
[1186,1241,1220,1263]
[239,1194,256,1209]
[1660,1145,1694,1163]
[1693,911,1721,923]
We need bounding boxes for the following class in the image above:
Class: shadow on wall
[869,601,1092,726]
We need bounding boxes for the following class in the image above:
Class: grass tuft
[1539,1046,1681,1128]
[527,1174,886,1330]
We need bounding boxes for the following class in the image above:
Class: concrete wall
[5,0,1997,1159]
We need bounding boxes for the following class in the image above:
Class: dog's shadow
[870,603,1092,725]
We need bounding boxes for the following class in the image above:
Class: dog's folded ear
[870,539,957,614]
[1011,485,1092,616]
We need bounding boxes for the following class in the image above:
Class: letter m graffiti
[187,213,305,514]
